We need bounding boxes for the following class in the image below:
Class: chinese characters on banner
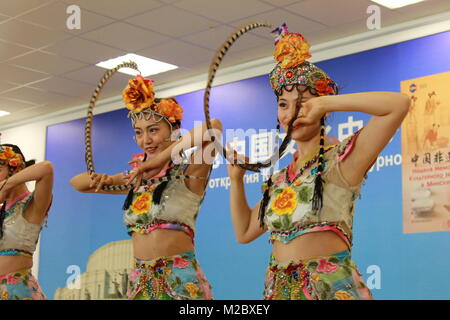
[401,71,450,233]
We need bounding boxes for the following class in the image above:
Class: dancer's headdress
[122,75,183,129]
[269,23,338,97]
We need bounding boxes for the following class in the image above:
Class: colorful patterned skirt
[127,251,213,300]
[0,269,46,300]
[263,250,373,300]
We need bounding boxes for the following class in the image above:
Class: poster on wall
[401,71,450,234]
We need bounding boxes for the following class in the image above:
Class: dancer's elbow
[41,161,54,176]
[70,174,89,193]
[398,93,410,116]
[235,233,251,244]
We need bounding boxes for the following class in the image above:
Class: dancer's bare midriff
[0,256,33,275]
[271,230,349,263]
[132,229,194,261]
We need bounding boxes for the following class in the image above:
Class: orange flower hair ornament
[0,146,25,169]
[122,75,183,127]
[269,23,338,96]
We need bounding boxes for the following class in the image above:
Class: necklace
[287,145,335,184]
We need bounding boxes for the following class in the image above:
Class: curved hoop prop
[85,61,140,191]
[204,22,292,173]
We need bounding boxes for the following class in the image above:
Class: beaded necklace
[286,145,335,185]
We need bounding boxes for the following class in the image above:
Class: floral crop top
[263,130,364,248]
[0,192,43,257]
[123,163,206,241]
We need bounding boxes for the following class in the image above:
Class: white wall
[1,11,449,279]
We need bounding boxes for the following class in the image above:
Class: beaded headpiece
[269,23,338,97]
[120,76,186,211]
[122,75,183,127]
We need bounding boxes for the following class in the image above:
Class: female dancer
[71,76,222,300]
[0,144,53,300]
[227,25,409,300]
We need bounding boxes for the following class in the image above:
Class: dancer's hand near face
[89,173,114,192]
[125,157,166,192]
[124,159,144,192]
[291,96,327,127]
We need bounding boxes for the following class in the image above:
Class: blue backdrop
[40,31,450,299]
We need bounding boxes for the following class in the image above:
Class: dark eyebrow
[133,124,159,130]
[278,98,287,102]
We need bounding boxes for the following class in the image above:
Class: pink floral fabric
[0,269,46,300]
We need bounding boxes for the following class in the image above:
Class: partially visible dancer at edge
[0,144,53,300]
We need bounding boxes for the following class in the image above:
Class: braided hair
[152,163,174,205]
[312,117,325,212]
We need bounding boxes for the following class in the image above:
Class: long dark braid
[0,181,6,239]
[257,121,281,228]
[122,187,134,210]
[258,176,273,228]
[0,205,5,239]
[152,163,173,205]
[312,117,326,213]
[0,161,8,240]
[153,137,188,204]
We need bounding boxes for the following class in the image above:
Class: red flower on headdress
[122,75,155,112]
[315,79,335,96]
[274,33,311,69]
